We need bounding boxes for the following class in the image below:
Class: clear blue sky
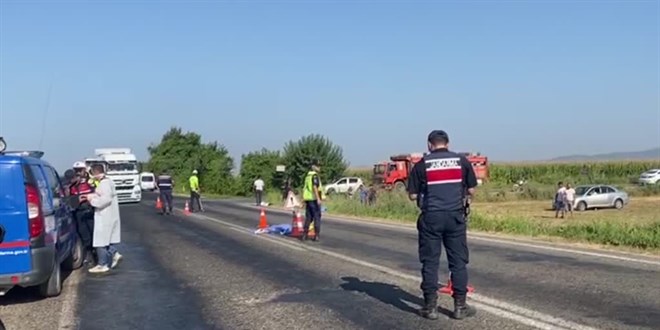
[1,0,659,172]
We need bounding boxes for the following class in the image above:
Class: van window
[349,178,359,184]
[29,165,53,214]
[44,166,65,199]
[141,176,154,182]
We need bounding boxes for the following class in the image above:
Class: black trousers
[160,189,173,212]
[74,208,94,252]
[190,191,202,212]
[417,210,469,298]
[255,190,263,206]
[304,200,321,236]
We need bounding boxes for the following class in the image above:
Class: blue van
[0,145,84,298]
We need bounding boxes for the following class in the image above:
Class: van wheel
[63,236,84,271]
[614,199,624,210]
[39,260,62,297]
[576,201,587,212]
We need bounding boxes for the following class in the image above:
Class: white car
[140,172,156,191]
[638,169,660,185]
[325,177,364,195]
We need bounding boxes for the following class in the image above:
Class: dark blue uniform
[157,174,174,214]
[407,148,477,302]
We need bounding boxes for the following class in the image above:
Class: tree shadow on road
[339,276,453,318]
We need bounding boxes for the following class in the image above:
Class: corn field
[488,161,660,184]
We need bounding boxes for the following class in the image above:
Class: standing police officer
[156,171,174,215]
[301,160,323,242]
[407,130,478,320]
[189,169,202,213]
[70,161,96,263]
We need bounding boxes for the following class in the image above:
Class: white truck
[85,148,142,203]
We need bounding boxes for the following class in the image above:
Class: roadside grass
[172,191,237,199]
[265,190,660,251]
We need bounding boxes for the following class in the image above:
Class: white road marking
[182,209,600,330]
[57,268,82,330]
[243,204,660,267]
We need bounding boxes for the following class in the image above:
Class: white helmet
[72,161,86,169]
[192,169,198,174]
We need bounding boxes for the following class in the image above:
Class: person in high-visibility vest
[189,169,202,212]
[301,160,323,242]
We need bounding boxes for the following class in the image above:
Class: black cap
[64,169,76,181]
[427,130,449,143]
[310,159,320,167]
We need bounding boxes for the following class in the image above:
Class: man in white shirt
[554,182,567,219]
[564,183,576,216]
[253,177,265,206]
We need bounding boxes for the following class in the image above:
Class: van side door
[42,166,74,263]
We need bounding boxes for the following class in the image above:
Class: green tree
[282,134,348,188]
[238,148,283,195]
[146,127,235,194]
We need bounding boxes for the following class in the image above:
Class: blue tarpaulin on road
[254,224,292,235]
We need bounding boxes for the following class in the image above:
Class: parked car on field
[0,140,83,298]
[572,185,630,211]
[638,169,660,185]
[324,177,364,195]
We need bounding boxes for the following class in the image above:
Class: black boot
[419,294,439,320]
[452,294,476,320]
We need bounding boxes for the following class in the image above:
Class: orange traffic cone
[184,201,191,215]
[438,273,475,295]
[290,210,304,237]
[258,208,268,229]
[156,196,163,210]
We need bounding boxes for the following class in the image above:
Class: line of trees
[143,127,349,196]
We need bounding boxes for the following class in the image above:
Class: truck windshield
[373,164,385,174]
[107,162,138,173]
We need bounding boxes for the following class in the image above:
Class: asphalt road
[171,194,660,330]
[1,194,658,330]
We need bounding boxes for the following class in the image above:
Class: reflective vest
[157,175,173,189]
[303,171,323,201]
[88,177,100,188]
[420,149,466,212]
[189,175,199,192]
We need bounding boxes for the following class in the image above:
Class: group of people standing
[65,162,123,274]
[554,181,576,218]
[154,169,203,214]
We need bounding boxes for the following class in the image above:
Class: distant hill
[549,147,660,162]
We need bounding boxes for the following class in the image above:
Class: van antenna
[38,80,54,150]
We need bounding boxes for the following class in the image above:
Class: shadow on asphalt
[339,276,453,318]
[0,268,72,306]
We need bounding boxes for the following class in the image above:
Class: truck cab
[373,153,424,191]
[86,148,141,203]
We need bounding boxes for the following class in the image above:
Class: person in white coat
[83,164,122,273]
